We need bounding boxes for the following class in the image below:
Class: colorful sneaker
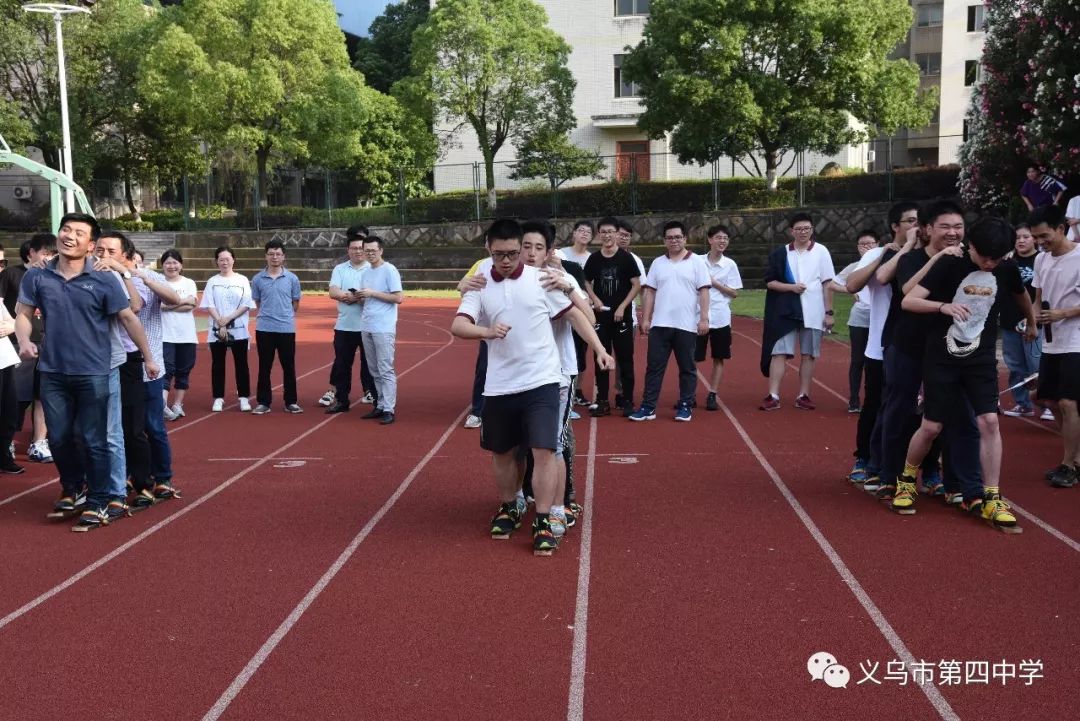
[130,489,155,510]
[874,483,896,501]
[627,405,656,421]
[318,389,336,407]
[490,502,522,539]
[959,496,984,516]
[53,494,77,514]
[564,502,581,528]
[464,414,482,429]
[1002,405,1035,418]
[549,510,567,538]
[847,459,868,484]
[891,478,918,512]
[1047,464,1078,488]
[920,468,945,496]
[981,487,1017,527]
[72,506,108,532]
[238,397,252,413]
[515,494,528,518]
[1041,407,1055,422]
[759,394,780,411]
[28,439,53,463]
[532,516,558,556]
[153,482,181,501]
[705,392,719,411]
[862,474,882,492]
[105,500,129,521]
[212,398,225,412]
[674,403,692,422]
[794,394,816,411]
[589,400,611,417]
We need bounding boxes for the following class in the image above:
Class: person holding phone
[325,227,378,414]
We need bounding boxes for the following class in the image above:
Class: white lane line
[733,329,846,403]
[716,397,961,721]
[566,416,598,721]
[207,457,324,462]
[733,327,1080,553]
[0,336,458,632]
[201,405,470,721]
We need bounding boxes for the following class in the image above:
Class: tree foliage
[509,129,605,189]
[624,0,936,190]
[351,0,428,94]
[0,0,65,163]
[405,0,576,209]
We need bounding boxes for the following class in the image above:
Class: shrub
[106,219,154,232]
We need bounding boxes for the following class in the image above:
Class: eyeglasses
[490,250,520,262]
[898,217,919,225]
[792,226,814,233]
[664,235,685,241]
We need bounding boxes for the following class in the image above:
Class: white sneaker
[162,405,178,422]
[171,403,185,418]
[212,398,225,412]
[464,414,482,429]
[28,439,53,463]
[361,392,375,404]
[1041,407,1055,422]
[318,389,335,407]
[238,397,252,412]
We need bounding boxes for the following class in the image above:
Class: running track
[0,297,1075,721]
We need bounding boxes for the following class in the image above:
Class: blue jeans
[40,372,114,507]
[106,368,127,499]
[1000,328,1042,410]
[144,378,172,482]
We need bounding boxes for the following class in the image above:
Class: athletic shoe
[959,496,983,516]
[627,405,656,421]
[7,441,12,458]
[28,439,53,463]
[238,397,252,412]
[490,502,521,539]
[212,398,225,412]
[862,474,882,492]
[920,468,945,496]
[1041,408,1055,422]
[847,402,861,414]
[1002,405,1035,418]
[130,488,155,510]
[318,389,336,407]
[152,483,180,501]
[621,401,635,417]
[674,403,692,422]
[54,494,77,514]
[706,392,719,411]
[464,414,482,429]
[847,459,868,484]
[614,393,624,409]
[565,502,581,528]
[380,412,395,425]
[568,410,581,421]
[284,404,304,414]
[759,394,780,411]
[0,459,25,475]
[1047,463,1078,488]
[171,404,186,419]
[105,500,129,521]
[73,506,108,531]
[574,390,590,407]
[589,400,611,417]
[515,494,528,518]
[794,394,816,411]
[361,392,376,405]
[945,492,963,506]
[325,401,350,415]
[673,398,697,409]
[251,404,271,415]
[532,516,558,555]
[162,405,178,421]
[981,487,1017,526]
[549,510,567,539]
[891,477,918,512]
[361,408,384,420]
[874,483,896,501]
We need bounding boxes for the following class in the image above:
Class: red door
[616,141,650,182]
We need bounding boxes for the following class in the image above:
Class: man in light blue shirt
[323,226,378,413]
[358,236,404,424]
[251,240,302,414]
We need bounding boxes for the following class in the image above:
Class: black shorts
[480,383,561,454]
[922,361,999,422]
[1037,352,1080,402]
[694,326,732,362]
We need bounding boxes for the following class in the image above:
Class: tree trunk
[483,149,497,212]
[764,150,779,191]
[123,169,138,218]
[256,146,271,207]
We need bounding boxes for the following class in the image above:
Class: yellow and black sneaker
[490,502,521,539]
[981,487,1016,527]
[891,477,918,513]
[532,515,557,556]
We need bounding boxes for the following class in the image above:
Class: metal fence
[0,134,966,232]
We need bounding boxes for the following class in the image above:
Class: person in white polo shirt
[628,220,711,423]
[696,224,743,412]
[452,219,613,556]
[759,212,836,411]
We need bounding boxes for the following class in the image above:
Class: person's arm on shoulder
[133,267,181,305]
[901,283,969,320]
[901,245,962,295]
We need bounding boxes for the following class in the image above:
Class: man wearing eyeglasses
[323,225,378,414]
[760,212,836,411]
[357,236,404,425]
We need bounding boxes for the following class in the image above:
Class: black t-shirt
[0,264,42,346]
[584,248,640,309]
[920,255,1023,365]
[881,248,933,355]
[998,252,1037,330]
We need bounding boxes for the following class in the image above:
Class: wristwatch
[121,270,132,279]
[825,310,834,316]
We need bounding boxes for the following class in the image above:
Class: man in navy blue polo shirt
[251,239,303,414]
[15,213,159,531]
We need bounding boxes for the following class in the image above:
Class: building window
[916,4,943,27]
[615,0,650,16]
[915,53,941,76]
[967,5,986,32]
[964,60,981,86]
[614,55,640,98]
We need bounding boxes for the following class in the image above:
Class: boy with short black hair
[697,224,742,411]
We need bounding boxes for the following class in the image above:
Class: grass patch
[731,289,854,342]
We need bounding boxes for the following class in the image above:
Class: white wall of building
[938,0,985,164]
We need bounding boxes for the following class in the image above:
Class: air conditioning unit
[12,185,32,201]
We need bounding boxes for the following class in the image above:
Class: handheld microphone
[1042,301,1053,343]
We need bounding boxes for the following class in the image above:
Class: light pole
[23,3,91,213]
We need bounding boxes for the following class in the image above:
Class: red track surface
[0,297,1076,721]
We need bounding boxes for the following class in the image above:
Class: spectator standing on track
[325,229,378,414]
[201,246,255,413]
[895,216,1034,525]
[629,220,711,423]
[614,218,646,409]
[159,250,199,421]
[16,213,156,530]
[697,224,743,412]
[1031,206,1080,488]
[584,216,640,417]
[556,220,595,407]
[0,233,54,462]
[358,236,403,425]
[833,231,880,413]
[759,212,836,411]
[251,240,303,415]
[1020,165,1067,211]
[1000,224,1043,419]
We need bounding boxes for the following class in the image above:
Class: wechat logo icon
[808,651,850,689]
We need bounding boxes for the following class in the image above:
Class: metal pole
[398,167,406,225]
[53,12,74,212]
[182,175,190,231]
[253,175,261,230]
[326,169,332,226]
[473,163,481,221]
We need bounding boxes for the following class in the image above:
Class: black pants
[594,311,635,403]
[330,330,376,406]
[470,341,487,415]
[256,332,297,407]
[855,358,883,461]
[210,338,251,399]
[0,366,17,462]
[572,330,587,374]
[880,345,940,483]
[849,325,869,405]
[120,351,151,489]
[641,327,698,408]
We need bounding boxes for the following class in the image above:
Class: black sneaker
[72,506,108,532]
[705,392,719,411]
[105,500,129,521]
[380,412,395,425]
[673,398,698,410]
[361,408,384,420]
[620,401,635,417]
[325,401,350,414]
[153,483,181,501]
[532,516,558,556]
[130,489,155,510]
[614,393,624,409]
[874,483,896,501]
[573,390,590,407]
[490,502,521,539]
[1047,464,1078,488]
[53,494,77,513]
[0,459,25,474]
[589,400,611,417]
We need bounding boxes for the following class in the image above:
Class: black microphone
[1042,301,1053,343]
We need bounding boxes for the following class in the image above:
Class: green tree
[624,0,936,190]
[509,129,604,189]
[405,0,576,209]
[351,0,428,94]
[351,85,437,204]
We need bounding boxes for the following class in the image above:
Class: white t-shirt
[785,242,836,331]
[199,273,256,343]
[329,260,370,332]
[557,247,592,268]
[552,271,587,383]
[835,260,871,328]
[1066,196,1080,242]
[1033,245,1080,353]
[161,276,199,344]
[456,263,571,396]
[703,253,743,328]
[643,251,711,333]
[854,247,891,361]
[628,251,646,326]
